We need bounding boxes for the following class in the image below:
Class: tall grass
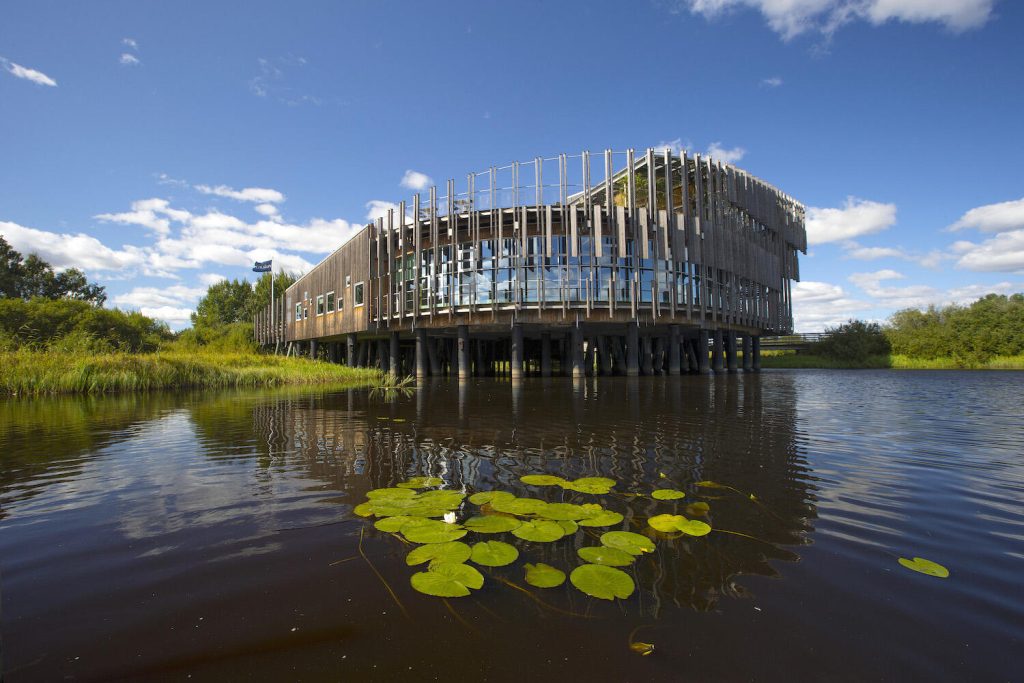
[759,350,1024,370]
[0,349,383,396]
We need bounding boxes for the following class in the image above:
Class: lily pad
[561,477,616,494]
[898,557,949,578]
[512,520,566,543]
[557,520,579,535]
[366,487,416,500]
[677,519,711,537]
[696,480,726,489]
[396,476,444,489]
[464,515,523,534]
[520,474,567,486]
[578,545,636,567]
[537,502,591,521]
[471,540,519,567]
[601,531,655,555]
[648,514,686,533]
[524,563,566,588]
[468,491,515,506]
[569,564,635,600]
[431,561,484,589]
[685,502,710,517]
[652,488,686,500]
[491,497,548,516]
[374,515,415,532]
[353,502,374,517]
[577,510,625,527]
[410,562,483,597]
[416,490,465,509]
[400,518,467,544]
[406,541,472,566]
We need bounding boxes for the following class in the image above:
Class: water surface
[1,371,1021,681]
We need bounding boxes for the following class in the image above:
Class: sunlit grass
[0,349,383,396]
[759,351,1024,370]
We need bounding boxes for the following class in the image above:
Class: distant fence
[759,333,830,351]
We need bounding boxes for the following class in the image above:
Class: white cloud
[1,57,57,86]
[760,76,783,87]
[95,198,191,235]
[122,38,139,49]
[948,197,1024,233]
[670,0,995,39]
[953,229,1024,273]
[113,284,205,310]
[706,142,746,164]
[848,269,944,309]
[654,138,691,156]
[791,279,874,331]
[119,53,141,66]
[844,245,908,260]
[806,196,897,245]
[195,184,285,204]
[400,169,433,191]
[198,273,227,286]
[0,220,146,272]
[365,200,401,222]
[254,203,279,217]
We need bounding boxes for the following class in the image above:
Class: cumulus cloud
[195,184,285,203]
[791,280,874,331]
[365,200,401,222]
[952,230,1024,273]
[112,283,205,328]
[0,220,145,272]
[254,203,279,217]
[0,57,57,86]
[706,142,746,164]
[400,169,433,191]
[948,197,1024,233]
[760,76,783,87]
[198,272,227,286]
[806,196,897,245]
[119,53,141,66]
[844,245,908,260]
[847,269,946,309]
[667,0,996,40]
[95,198,191,235]
[654,138,691,156]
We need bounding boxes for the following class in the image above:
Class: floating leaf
[353,502,374,517]
[557,520,579,535]
[577,545,636,567]
[696,480,726,489]
[410,562,482,597]
[366,487,416,500]
[374,515,415,532]
[685,502,710,517]
[430,561,484,589]
[537,503,592,521]
[464,515,522,534]
[651,488,686,500]
[629,642,655,656]
[396,476,444,489]
[491,497,548,516]
[577,510,624,527]
[898,557,949,578]
[648,514,686,533]
[659,472,668,479]
[512,520,566,543]
[471,540,519,567]
[601,531,655,555]
[416,490,465,509]
[524,563,566,588]
[520,474,567,486]
[561,477,616,494]
[569,564,635,600]
[677,519,711,537]
[400,518,467,544]
[406,541,472,566]
[468,491,514,506]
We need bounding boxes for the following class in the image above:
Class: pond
[1,371,1022,681]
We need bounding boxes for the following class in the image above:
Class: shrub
[812,319,891,361]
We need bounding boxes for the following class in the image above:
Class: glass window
[316,294,325,315]
[354,282,364,306]
[295,303,302,322]
[345,275,351,287]
[326,291,335,312]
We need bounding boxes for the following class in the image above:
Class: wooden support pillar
[712,330,724,373]
[376,339,388,373]
[641,336,654,375]
[653,336,665,374]
[449,338,458,376]
[726,331,738,374]
[511,324,524,380]
[427,336,441,376]
[571,327,584,379]
[698,330,711,374]
[742,334,753,372]
[752,335,761,372]
[541,332,552,377]
[347,334,356,366]
[626,326,639,377]
[596,335,609,376]
[668,325,681,375]
[474,339,485,377]
[457,325,470,380]
[309,338,318,360]
[416,328,428,379]
[584,337,596,376]
[389,332,400,377]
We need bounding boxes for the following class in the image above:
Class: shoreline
[760,352,1024,370]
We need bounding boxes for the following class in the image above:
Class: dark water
[1,371,1022,682]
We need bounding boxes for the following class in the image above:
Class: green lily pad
[521,474,567,486]
[353,502,374,517]
[374,515,416,532]
[431,561,484,589]
[696,480,726,488]
[677,519,711,536]
[512,520,566,543]
[464,515,523,534]
[410,562,483,597]
[416,490,465,509]
[468,491,515,506]
[577,510,624,528]
[400,518,467,544]
[524,563,566,588]
[898,557,949,578]
[537,502,591,521]
[569,564,635,600]
[652,488,686,500]
[557,520,579,535]
[491,497,548,516]
[601,531,655,555]
[561,477,616,494]
[648,513,686,533]
[470,540,519,567]
[577,545,636,567]
[366,487,416,500]
[397,476,444,489]
[406,541,472,566]
[685,502,710,517]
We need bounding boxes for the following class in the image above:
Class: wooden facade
[254,148,805,377]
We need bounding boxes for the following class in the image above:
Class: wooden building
[254,147,806,378]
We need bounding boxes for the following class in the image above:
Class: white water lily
[443,512,457,524]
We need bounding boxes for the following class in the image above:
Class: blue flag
[252,259,272,273]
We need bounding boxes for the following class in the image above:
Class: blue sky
[2,0,1021,330]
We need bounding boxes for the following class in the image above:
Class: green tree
[0,236,106,304]
[247,271,297,322]
[191,278,256,329]
[813,319,891,361]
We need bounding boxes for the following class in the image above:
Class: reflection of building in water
[243,376,814,613]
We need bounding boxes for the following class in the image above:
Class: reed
[0,349,383,396]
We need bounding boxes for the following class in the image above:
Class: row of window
[293,282,364,322]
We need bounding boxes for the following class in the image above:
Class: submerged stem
[358,527,412,621]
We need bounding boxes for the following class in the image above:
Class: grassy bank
[0,349,383,396]
[760,351,1024,370]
